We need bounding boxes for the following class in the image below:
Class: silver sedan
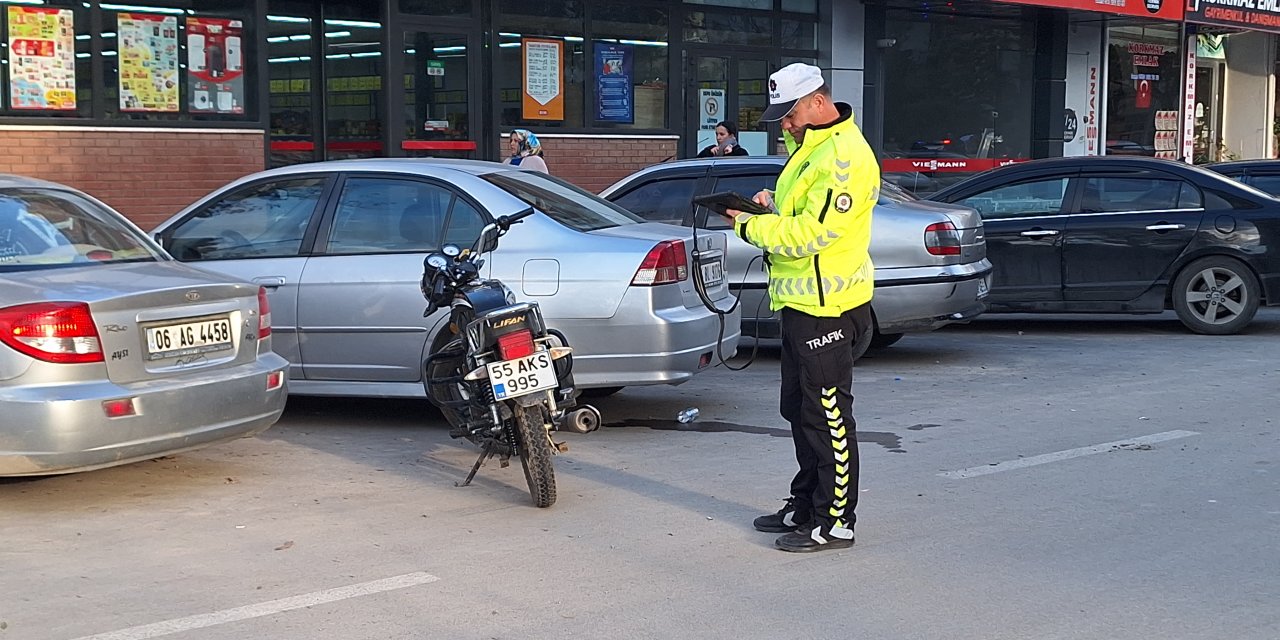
[601,157,992,358]
[0,175,288,476]
[151,159,740,398]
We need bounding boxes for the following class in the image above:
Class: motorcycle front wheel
[513,404,557,508]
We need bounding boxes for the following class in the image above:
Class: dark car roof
[1206,159,1280,174]
[928,155,1269,203]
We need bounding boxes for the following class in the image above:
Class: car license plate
[700,260,725,286]
[977,275,990,297]
[145,316,234,361]
[488,351,558,400]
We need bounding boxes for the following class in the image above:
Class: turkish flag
[1136,80,1152,109]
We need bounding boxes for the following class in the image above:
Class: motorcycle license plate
[487,351,558,400]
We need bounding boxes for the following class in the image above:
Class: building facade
[0,0,1276,229]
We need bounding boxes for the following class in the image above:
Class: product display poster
[7,6,76,111]
[594,43,633,123]
[118,13,179,112]
[187,17,245,114]
[522,38,563,121]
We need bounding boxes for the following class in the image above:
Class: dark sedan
[928,156,1280,334]
[1207,160,1280,197]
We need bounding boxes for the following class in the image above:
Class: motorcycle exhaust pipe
[562,405,601,434]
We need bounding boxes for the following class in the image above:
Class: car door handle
[1019,229,1059,237]
[1145,223,1186,231]
[252,276,287,289]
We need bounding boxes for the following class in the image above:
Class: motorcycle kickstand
[457,442,493,487]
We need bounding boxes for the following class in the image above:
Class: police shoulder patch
[834,192,853,213]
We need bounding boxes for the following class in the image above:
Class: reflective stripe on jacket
[734,102,878,317]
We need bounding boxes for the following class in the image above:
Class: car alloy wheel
[1172,256,1260,335]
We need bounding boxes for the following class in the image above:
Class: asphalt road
[3,310,1279,639]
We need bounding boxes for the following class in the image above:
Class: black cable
[690,205,766,371]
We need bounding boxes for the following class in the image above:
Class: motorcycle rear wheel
[513,404,557,508]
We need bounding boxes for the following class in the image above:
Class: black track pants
[779,303,871,538]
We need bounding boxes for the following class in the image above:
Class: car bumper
[872,261,992,332]
[562,290,742,388]
[0,355,289,476]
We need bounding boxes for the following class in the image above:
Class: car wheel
[851,323,873,363]
[1171,256,1260,335]
[581,386,624,398]
[869,331,904,350]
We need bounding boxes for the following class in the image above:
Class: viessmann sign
[996,0,1183,20]
[1187,0,1280,33]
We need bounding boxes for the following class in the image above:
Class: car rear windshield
[879,180,918,204]
[0,188,162,272]
[482,170,642,232]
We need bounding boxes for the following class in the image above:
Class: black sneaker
[752,498,812,533]
[775,527,855,553]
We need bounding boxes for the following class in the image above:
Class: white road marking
[938,430,1200,480]
[69,572,441,640]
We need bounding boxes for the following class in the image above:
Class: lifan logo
[493,316,526,329]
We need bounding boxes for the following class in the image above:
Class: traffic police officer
[723,63,879,553]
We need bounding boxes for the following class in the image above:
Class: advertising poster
[7,6,76,111]
[187,17,245,114]
[594,43,633,124]
[1064,21,1102,156]
[522,38,563,121]
[118,13,179,112]
[994,0,1182,21]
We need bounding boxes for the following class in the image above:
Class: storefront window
[1105,24,1181,159]
[267,9,314,166]
[322,2,383,158]
[497,0,585,129]
[104,0,255,121]
[591,3,668,129]
[684,11,772,47]
[1,0,89,118]
[403,30,472,156]
[881,7,1036,163]
[781,19,816,50]
[782,0,818,13]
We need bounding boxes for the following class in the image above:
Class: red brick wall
[0,127,264,230]
[502,135,678,194]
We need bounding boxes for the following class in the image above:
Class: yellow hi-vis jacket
[733,103,878,318]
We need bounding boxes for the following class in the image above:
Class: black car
[1207,160,1280,197]
[928,156,1280,334]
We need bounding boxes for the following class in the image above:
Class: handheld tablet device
[692,191,774,217]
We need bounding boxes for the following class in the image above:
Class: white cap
[760,63,826,122]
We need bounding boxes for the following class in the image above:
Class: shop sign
[7,6,76,111]
[522,38,563,121]
[427,60,445,77]
[1087,66,1100,155]
[880,158,1029,173]
[1187,0,1280,34]
[594,43,634,124]
[187,17,245,115]
[1182,35,1197,162]
[995,0,1183,21]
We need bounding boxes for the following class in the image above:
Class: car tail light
[497,329,536,360]
[257,287,272,339]
[0,302,104,364]
[924,221,962,256]
[631,240,688,286]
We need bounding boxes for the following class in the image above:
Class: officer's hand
[753,190,776,210]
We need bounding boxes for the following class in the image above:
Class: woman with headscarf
[505,129,549,173]
[696,121,749,158]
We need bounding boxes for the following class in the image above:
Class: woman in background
[506,129,549,173]
[697,121,749,158]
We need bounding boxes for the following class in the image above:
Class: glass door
[686,53,773,158]
[398,28,480,159]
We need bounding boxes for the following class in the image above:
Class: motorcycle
[420,207,601,508]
